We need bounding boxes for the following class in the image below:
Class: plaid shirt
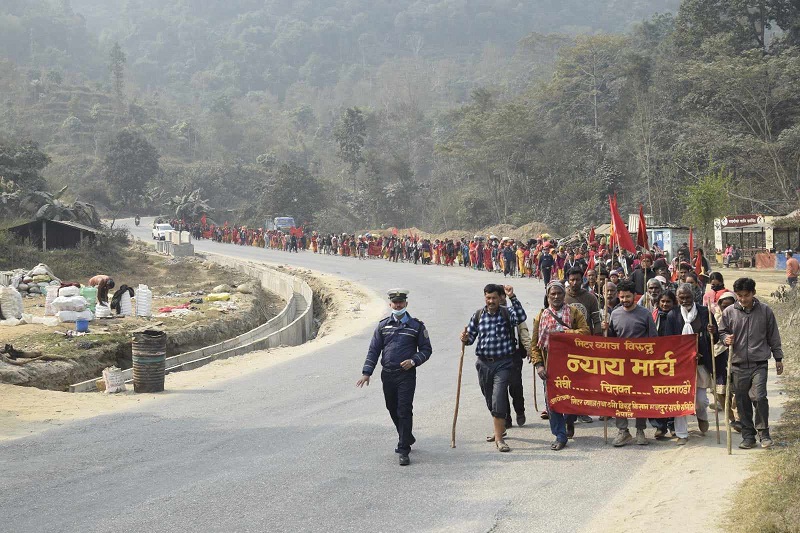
[465,297,527,358]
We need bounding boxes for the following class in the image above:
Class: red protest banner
[546,333,697,419]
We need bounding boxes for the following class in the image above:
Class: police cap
[387,288,410,302]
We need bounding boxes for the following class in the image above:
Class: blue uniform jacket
[362,313,432,376]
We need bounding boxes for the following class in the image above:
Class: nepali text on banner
[545,333,698,419]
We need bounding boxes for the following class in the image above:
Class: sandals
[485,431,508,442]
[496,440,511,452]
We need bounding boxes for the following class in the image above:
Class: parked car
[152,223,174,240]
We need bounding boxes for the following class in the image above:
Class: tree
[259,163,324,226]
[685,163,732,245]
[103,130,160,208]
[679,50,800,211]
[0,138,50,191]
[109,42,126,108]
[674,0,797,55]
[547,35,629,133]
[334,107,366,191]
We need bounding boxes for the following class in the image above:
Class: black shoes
[516,414,526,427]
[578,415,593,423]
[566,420,575,439]
[399,454,410,466]
[739,439,757,449]
[551,440,567,451]
[505,418,513,429]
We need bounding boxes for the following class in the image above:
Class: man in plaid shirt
[461,283,527,452]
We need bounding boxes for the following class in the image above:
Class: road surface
[1,220,655,533]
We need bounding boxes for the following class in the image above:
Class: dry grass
[727,296,800,533]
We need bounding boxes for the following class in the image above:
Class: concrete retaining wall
[69,253,313,392]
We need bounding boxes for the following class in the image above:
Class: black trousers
[476,357,513,419]
[505,356,525,423]
[381,368,416,453]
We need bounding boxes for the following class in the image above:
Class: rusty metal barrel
[132,330,166,393]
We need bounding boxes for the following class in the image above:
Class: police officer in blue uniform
[357,289,433,466]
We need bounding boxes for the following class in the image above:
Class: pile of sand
[360,222,553,242]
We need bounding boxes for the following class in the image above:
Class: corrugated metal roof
[52,220,103,233]
[6,219,103,233]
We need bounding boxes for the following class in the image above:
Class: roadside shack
[713,214,776,268]
[6,219,101,251]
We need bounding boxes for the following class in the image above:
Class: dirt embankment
[0,253,284,391]
[362,222,553,242]
[0,265,384,442]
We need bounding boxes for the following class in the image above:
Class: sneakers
[739,439,757,449]
[578,415,593,423]
[760,431,774,449]
[698,419,710,434]
[613,430,633,447]
[636,429,649,445]
[676,437,688,445]
[566,420,575,439]
[399,454,410,466]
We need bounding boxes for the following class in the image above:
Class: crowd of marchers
[165,218,788,458]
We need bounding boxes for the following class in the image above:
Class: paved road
[1,220,654,532]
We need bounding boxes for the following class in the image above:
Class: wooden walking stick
[451,340,466,449]
[725,338,734,455]
[532,362,540,412]
[708,306,721,444]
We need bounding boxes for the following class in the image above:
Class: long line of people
[170,218,782,451]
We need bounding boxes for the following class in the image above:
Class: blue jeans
[543,381,573,443]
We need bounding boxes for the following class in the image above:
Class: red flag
[695,248,704,275]
[588,226,596,243]
[637,205,649,249]
[609,194,637,253]
[584,253,596,276]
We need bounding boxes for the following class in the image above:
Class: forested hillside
[3,0,800,239]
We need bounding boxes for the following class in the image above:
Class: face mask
[392,308,407,317]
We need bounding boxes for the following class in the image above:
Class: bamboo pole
[451,341,466,449]
[725,338,734,455]
[708,306,721,444]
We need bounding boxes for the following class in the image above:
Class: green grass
[38,333,130,359]
[0,228,143,282]
[728,299,800,533]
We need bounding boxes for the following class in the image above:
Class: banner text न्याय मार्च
[545,333,698,419]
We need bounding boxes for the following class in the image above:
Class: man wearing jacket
[719,278,784,449]
[357,289,433,465]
